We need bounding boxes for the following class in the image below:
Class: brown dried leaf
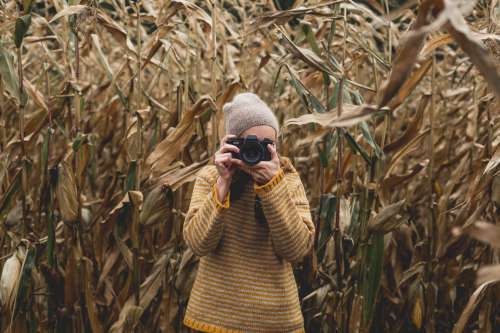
[97,249,120,290]
[368,199,408,234]
[285,104,382,128]
[276,25,335,76]
[384,95,430,153]
[476,265,500,285]
[23,79,48,112]
[386,59,432,111]
[159,160,208,192]
[492,175,500,207]
[421,33,454,57]
[140,186,171,227]
[253,0,341,30]
[96,10,128,45]
[384,129,430,177]
[377,0,433,108]
[348,293,363,333]
[463,221,500,249]
[56,161,78,222]
[82,258,104,333]
[452,282,493,333]
[483,146,500,175]
[382,160,428,190]
[146,96,216,174]
[64,244,81,311]
[48,5,89,24]
[166,0,212,27]
[216,80,243,142]
[109,252,171,333]
[445,3,500,101]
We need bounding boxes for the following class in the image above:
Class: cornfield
[0,0,499,332]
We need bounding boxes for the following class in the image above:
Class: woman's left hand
[241,143,281,185]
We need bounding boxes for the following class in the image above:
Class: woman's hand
[214,135,244,202]
[241,143,281,186]
[214,134,244,180]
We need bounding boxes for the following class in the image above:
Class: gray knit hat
[223,92,279,137]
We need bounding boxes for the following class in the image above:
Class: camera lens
[241,142,262,165]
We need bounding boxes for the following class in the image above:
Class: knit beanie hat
[223,92,279,137]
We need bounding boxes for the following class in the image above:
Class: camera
[226,135,274,166]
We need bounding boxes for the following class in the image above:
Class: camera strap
[254,195,267,225]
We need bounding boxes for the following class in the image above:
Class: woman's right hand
[214,135,244,180]
[214,135,243,202]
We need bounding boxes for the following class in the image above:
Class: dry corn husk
[0,245,26,312]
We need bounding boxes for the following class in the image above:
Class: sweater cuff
[211,183,230,209]
[254,168,285,194]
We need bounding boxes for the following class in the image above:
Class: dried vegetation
[0,0,499,332]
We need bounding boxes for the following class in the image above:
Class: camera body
[227,135,273,166]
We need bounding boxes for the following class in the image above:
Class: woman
[182,92,315,333]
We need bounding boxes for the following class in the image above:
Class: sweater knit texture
[182,161,315,333]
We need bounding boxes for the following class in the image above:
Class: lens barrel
[241,140,263,165]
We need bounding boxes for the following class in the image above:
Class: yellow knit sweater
[182,161,315,333]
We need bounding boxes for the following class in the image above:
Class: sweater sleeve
[254,168,315,264]
[182,169,229,257]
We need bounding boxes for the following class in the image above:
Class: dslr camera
[227,135,274,166]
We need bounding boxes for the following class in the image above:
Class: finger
[229,159,244,172]
[253,161,269,168]
[231,158,244,167]
[240,165,252,175]
[243,163,261,172]
[219,143,240,154]
[251,160,274,170]
[268,143,279,162]
[215,153,232,161]
[216,154,243,168]
[217,152,233,159]
[253,173,266,184]
[252,169,266,180]
[221,134,237,145]
[215,155,231,166]
[256,169,267,179]
[252,170,262,179]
